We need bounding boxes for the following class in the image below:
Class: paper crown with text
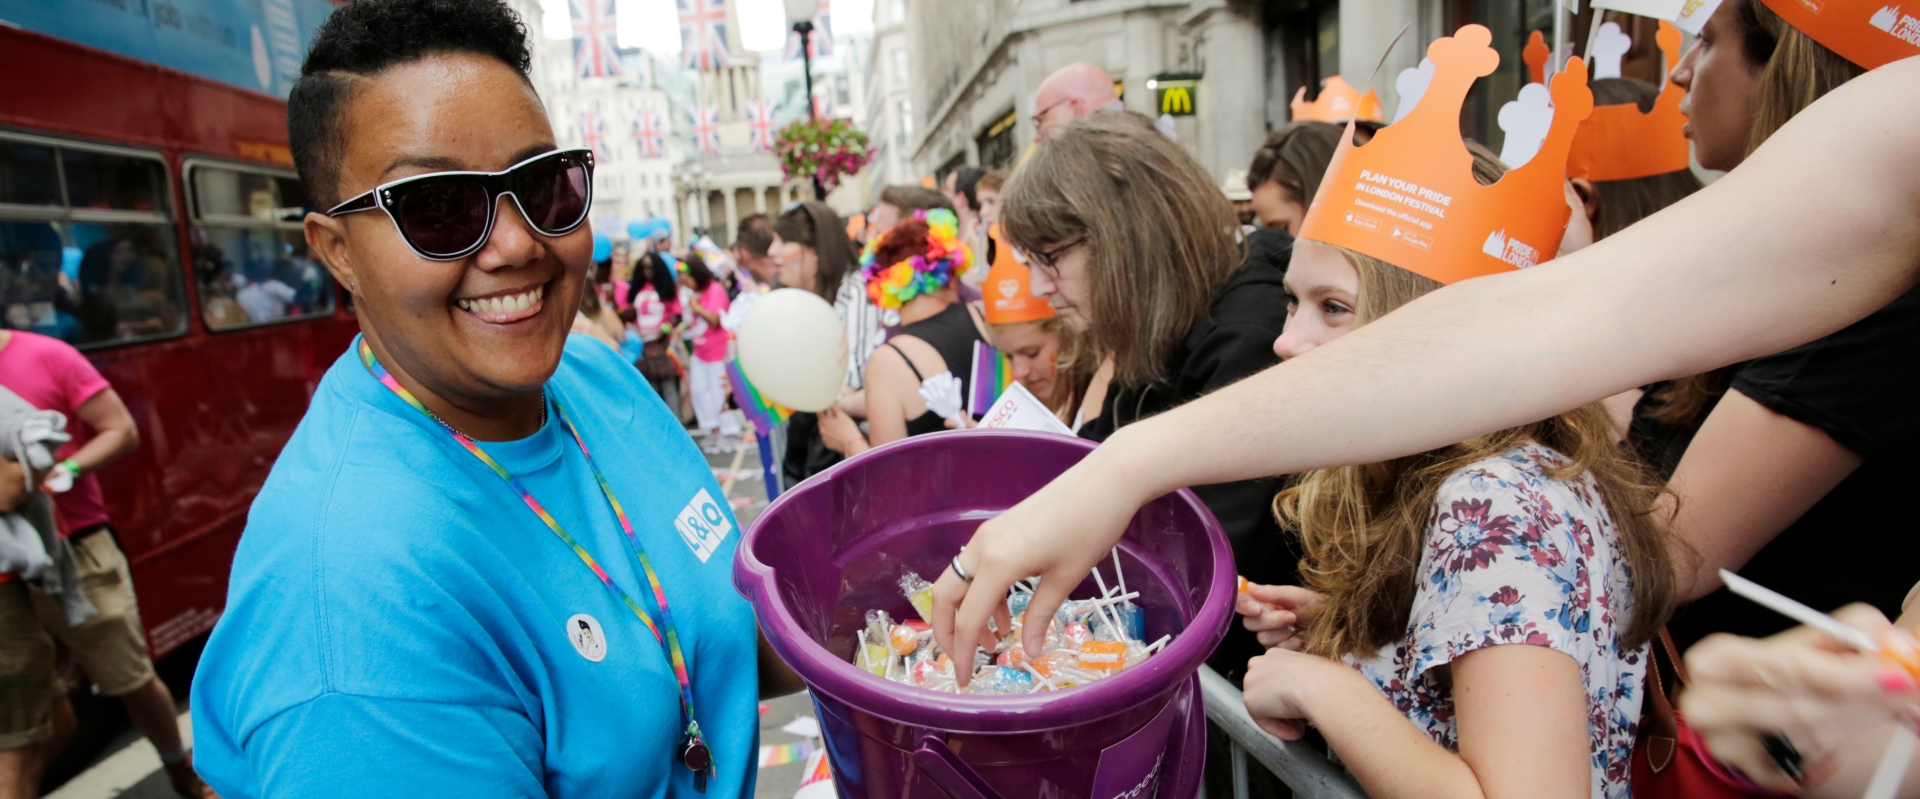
[1289,76,1387,123]
[982,224,1056,325]
[1562,21,1693,181]
[1297,25,1593,285]
[1673,0,1918,68]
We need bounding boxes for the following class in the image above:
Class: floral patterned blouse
[1344,442,1646,799]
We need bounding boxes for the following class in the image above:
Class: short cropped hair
[734,214,775,258]
[878,185,953,215]
[289,0,534,208]
[977,168,1010,194]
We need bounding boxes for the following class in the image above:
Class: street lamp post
[785,0,827,201]
[676,163,712,240]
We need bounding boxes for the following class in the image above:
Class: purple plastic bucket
[735,430,1235,799]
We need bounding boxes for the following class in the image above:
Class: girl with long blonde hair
[1238,141,1679,799]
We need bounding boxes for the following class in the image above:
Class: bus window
[0,220,79,340]
[62,149,170,213]
[0,133,185,348]
[188,162,333,330]
[0,141,60,206]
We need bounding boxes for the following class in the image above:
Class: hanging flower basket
[774,118,872,193]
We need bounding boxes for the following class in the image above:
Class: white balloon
[736,289,848,412]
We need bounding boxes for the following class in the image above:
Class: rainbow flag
[728,359,794,436]
[793,748,835,798]
[756,739,815,768]
[968,341,1015,416]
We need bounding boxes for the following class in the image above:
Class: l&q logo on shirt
[674,488,733,563]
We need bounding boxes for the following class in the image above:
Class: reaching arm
[65,388,138,476]
[932,57,1920,664]
[1667,390,1861,600]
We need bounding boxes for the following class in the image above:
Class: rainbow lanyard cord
[359,341,712,787]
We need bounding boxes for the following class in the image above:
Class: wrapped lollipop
[900,572,936,624]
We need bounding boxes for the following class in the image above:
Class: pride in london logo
[1481,230,1543,269]
[1871,5,1920,46]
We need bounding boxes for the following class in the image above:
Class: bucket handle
[912,735,1005,799]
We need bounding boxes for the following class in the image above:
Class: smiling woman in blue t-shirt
[189,2,799,796]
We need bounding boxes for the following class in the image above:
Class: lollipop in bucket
[850,549,1169,695]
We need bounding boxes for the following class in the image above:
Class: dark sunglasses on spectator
[326,148,595,261]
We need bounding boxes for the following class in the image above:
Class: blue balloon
[592,233,612,262]
[627,219,654,240]
[647,216,673,240]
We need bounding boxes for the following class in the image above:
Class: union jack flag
[570,0,625,79]
[634,105,666,160]
[811,93,833,120]
[580,109,610,161]
[690,104,721,157]
[678,0,732,72]
[746,99,777,152]
[785,0,833,60]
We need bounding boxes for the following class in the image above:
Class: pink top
[0,331,114,534]
[693,283,731,363]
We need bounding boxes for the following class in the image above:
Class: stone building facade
[896,0,1639,189]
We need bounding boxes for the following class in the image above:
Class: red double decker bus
[0,6,352,671]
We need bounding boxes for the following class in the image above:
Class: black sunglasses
[327,148,595,261]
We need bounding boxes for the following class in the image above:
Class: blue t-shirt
[192,336,759,798]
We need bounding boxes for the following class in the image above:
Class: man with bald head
[1031,62,1122,141]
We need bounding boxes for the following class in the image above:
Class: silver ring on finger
[950,551,974,583]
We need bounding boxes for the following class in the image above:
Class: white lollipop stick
[1091,569,1126,640]
[1719,570,1876,650]
[1112,548,1127,597]
[1865,728,1917,799]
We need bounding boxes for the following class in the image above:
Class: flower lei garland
[860,209,975,310]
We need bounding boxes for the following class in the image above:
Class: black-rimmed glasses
[1028,237,1086,277]
[326,148,594,261]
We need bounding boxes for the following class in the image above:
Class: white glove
[41,463,75,494]
[917,372,966,424]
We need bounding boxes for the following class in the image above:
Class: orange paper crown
[1297,25,1593,285]
[1289,76,1387,123]
[1524,31,1551,85]
[1759,0,1920,69]
[1566,21,1693,181]
[982,224,1056,324]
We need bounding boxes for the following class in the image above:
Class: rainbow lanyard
[358,341,712,788]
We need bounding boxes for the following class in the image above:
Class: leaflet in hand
[978,382,1074,436]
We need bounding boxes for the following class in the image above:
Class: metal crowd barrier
[1196,665,1371,799]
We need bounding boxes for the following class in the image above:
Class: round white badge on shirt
[566,614,608,663]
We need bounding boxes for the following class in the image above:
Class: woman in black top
[818,210,987,456]
[769,202,865,486]
[1653,0,1916,649]
[1000,114,1293,687]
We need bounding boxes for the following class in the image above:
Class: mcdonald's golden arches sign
[1149,72,1201,117]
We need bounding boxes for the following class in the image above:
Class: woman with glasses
[189,2,798,796]
[1000,112,1297,687]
